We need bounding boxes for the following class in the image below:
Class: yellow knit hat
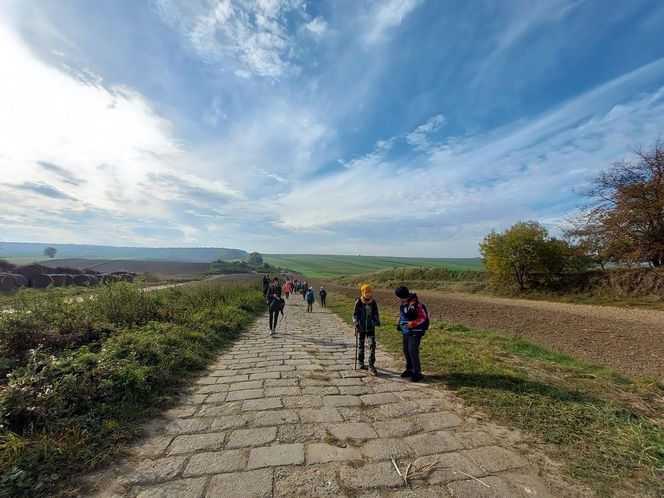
[360,284,373,294]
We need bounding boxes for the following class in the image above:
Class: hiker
[267,277,283,335]
[284,279,293,299]
[262,274,270,298]
[301,282,308,300]
[395,285,429,382]
[306,286,315,312]
[353,284,381,375]
[319,286,327,307]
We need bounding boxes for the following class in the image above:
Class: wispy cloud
[8,182,75,200]
[154,0,314,78]
[406,114,445,150]
[364,0,424,45]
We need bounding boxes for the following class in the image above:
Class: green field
[263,254,483,278]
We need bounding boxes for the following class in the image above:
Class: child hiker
[319,286,327,307]
[306,286,315,312]
[353,284,381,375]
[395,285,429,382]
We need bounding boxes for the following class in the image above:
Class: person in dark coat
[353,284,381,375]
[319,286,327,307]
[395,285,428,382]
[267,277,282,335]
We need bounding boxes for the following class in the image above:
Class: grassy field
[0,281,265,497]
[327,291,664,497]
[263,254,483,278]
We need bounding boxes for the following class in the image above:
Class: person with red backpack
[395,285,429,382]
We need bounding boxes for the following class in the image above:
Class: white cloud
[406,114,445,150]
[364,0,424,45]
[305,16,328,37]
[0,18,238,244]
[154,0,309,78]
[272,60,664,256]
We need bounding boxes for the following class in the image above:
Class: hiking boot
[358,363,368,370]
[410,373,423,382]
[369,366,378,375]
[400,370,413,378]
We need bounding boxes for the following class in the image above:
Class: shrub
[0,282,265,497]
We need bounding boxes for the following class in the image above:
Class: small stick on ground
[391,457,407,486]
[456,470,491,488]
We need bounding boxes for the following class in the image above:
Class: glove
[396,323,402,332]
[374,320,381,327]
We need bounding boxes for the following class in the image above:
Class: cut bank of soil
[327,284,664,380]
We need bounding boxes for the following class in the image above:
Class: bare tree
[569,141,664,267]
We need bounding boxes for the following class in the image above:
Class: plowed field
[327,284,664,380]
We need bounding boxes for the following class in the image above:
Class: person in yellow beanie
[352,284,381,374]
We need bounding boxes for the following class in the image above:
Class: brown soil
[40,259,211,275]
[327,284,664,381]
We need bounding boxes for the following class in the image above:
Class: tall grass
[0,281,264,497]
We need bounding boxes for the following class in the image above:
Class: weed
[0,281,265,497]
[328,292,664,496]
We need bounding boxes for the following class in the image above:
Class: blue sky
[1,0,664,257]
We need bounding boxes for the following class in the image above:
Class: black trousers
[269,309,279,330]
[358,330,376,366]
[320,296,326,307]
[402,334,422,374]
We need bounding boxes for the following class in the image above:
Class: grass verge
[327,291,664,497]
[0,281,265,497]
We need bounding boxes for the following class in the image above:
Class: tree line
[480,141,664,290]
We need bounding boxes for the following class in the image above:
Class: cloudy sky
[1,0,664,257]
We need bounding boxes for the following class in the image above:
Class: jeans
[358,330,376,366]
[402,334,422,374]
[269,309,279,330]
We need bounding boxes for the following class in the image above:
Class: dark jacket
[353,299,381,333]
[267,284,282,306]
[397,293,427,336]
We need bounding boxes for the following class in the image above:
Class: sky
[1,0,664,257]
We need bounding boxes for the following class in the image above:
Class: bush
[0,281,265,497]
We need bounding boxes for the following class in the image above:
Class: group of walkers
[262,274,427,382]
[262,274,328,334]
[352,284,427,381]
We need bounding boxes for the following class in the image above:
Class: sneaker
[369,366,378,375]
[410,373,423,382]
[400,370,413,378]
[359,363,368,370]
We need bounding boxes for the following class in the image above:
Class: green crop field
[262,254,483,278]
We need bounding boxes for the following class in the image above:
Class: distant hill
[0,242,246,263]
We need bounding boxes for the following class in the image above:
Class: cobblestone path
[94,297,563,498]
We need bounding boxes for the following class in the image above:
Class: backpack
[419,302,430,332]
[306,291,315,303]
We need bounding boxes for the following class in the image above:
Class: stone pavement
[93,296,560,498]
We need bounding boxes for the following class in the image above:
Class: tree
[479,221,586,290]
[43,247,57,258]
[568,141,664,267]
[480,221,550,290]
[246,252,263,265]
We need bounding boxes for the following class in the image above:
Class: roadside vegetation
[0,281,264,497]
[263,254,483,278]
[327,292,664,497]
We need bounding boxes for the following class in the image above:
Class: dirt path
[90,298,582,497]
[330,285,664,381]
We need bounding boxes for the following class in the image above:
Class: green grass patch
[263,254,483,278]
[0,281,265,497]
[327,292,664,496]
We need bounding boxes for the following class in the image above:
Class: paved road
[93,297,567,498]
